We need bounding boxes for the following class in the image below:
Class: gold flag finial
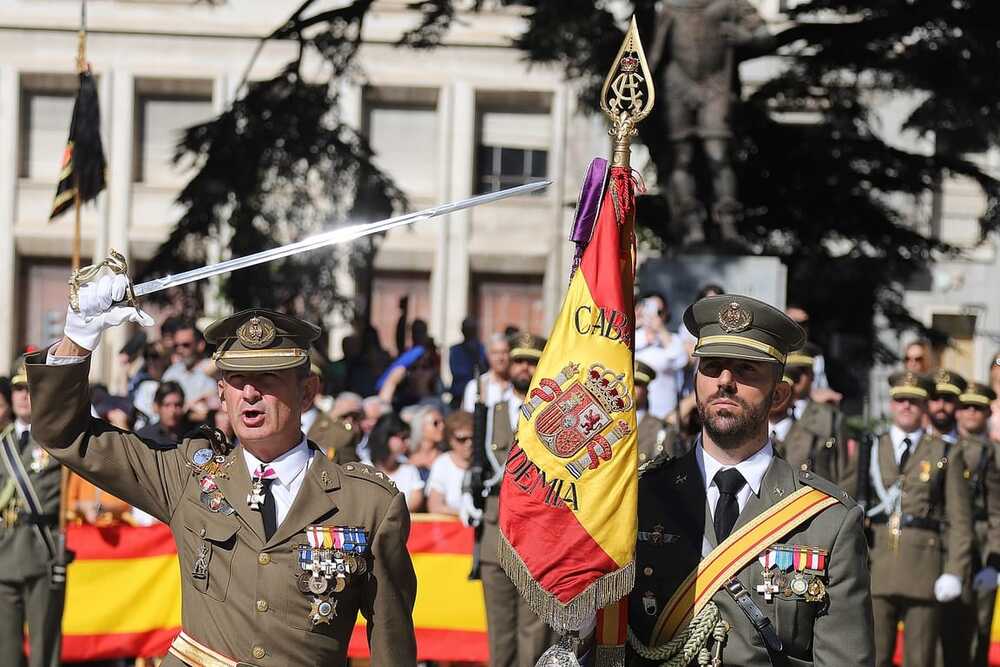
[600,16,655,168]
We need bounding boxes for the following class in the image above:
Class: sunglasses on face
[904,355,924,363]
[175,341,196,349]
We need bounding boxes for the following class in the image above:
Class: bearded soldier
[25,275,416,666]
[589,295,874,665]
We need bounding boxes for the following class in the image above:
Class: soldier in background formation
[0,357,64,667]
[857,371,972,667]
[634,360,685,465]
[773,343,847,484]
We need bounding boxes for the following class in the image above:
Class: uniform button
[256,599,269,612]
[252,646,266,660]
[639,453,647,462]
[643,566,654,576]
[491,443,499,451]
[799,464,809,472]
[258,553,271,565]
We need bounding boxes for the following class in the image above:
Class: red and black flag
[49,69,106,221]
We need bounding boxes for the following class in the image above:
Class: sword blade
[132,180,550,297]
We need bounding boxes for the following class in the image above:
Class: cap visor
[694,344,780,364]
[217,356,308,372]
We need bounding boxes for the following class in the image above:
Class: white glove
[934,573,963,602]
[973,567,999,593]
[458,492,483,527]
[64,274,154,351]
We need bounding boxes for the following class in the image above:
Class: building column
[542,84,572,331]
[432,81,473,360]
[0,66,18,374]
[98,68,135,390]
[202,74,234,322]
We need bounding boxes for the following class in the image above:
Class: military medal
[247,466,275,510]
[309,597,337,625]
[919,460,931,483]
[756,569,779,601]
[29,446,50,473]
[805,576,827,602]
[789,572,809,596]
[192,448,214,467]
[759,544,828,601]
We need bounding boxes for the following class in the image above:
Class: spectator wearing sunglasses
[161,320,218,422]
[407,405,446,481]
[427,411,475,516]
[369,413,425,513]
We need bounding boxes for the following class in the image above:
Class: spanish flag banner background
[497,157,638,630]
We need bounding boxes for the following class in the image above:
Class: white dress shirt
[792,398,808,421]
[300,406,319,436]
[889,425,923,465]
[696,441,774,519]
[461,372,513,412]
[242,436,313,526]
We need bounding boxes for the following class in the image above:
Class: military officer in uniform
[775,343,847,485]
[304,353,361,465]
[622,295,874,666]
[946,382,1000,667]
[26,274,417,666]
[857,371,972,667]
[0,356,64,667]
[927,369,965,443]
[480,332,554,667]
[635,360,684,465]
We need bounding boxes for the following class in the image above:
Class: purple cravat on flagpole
[568,158,610,270]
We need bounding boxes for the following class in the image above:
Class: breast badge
[296,526,370,627]
[187,449,235,515]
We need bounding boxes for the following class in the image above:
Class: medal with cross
[757,568,780,601]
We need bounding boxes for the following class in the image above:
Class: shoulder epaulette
[639,451,674,478]
[342,462,399,494]
[798,469,856,509]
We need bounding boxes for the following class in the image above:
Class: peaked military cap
[888,370,934,400]
[509,333,545,362]
[959,381,996,407]
[9,355,27,387]
[205,309,321,372]
[785,342,820,369]
[683,294,805,364]
[635,360,656,386]
[931,369,966,397]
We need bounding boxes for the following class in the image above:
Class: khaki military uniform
[308,412,361,465]
[26,351,417,666]
[636,413,686,466]
[776,400,848,485]
[0,430,64,667]
[865,433,973,667]
[480,400,553,667]
[940,436,1000,667]
[629,448,874,666]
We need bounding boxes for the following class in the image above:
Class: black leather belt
[724,579,783,655]
[869,513,940,531]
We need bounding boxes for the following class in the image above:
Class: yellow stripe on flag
[63,555,182,635]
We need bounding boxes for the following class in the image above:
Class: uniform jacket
[307,412,361,466]
[481,400,516,567]
[866,433,972,600]
[630,448,874,666]
[776,401,846,485]
[637,414,686,465]
[25,351,417,666]
[954,435,1000,570]
[0,429,62,579]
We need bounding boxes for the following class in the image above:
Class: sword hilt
[68,249,138,314]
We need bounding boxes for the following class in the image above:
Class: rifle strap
[0,426,57,561]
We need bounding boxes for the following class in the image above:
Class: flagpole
[70,0,87,272]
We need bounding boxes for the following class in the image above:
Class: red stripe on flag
[499,456,619,605]
[578,165,632,313]
[66,523,177,560]
[62,627,179,661]
[348,625,489,662]
[406,518,474,554]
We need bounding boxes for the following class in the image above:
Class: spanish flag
[49,69,106,221]
[498,157,637,630]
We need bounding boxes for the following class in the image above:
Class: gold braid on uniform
[627,602,729,667]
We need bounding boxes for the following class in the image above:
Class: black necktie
[18,429,29,451]
[713,468,747,543]
[899,437,912,473]
[261,478,277,540]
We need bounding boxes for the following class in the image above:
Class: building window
[476,145,547,194]
[18,74,78,181]
[134,78,213,186]
[364,87,439,198]
[475,93,552,195]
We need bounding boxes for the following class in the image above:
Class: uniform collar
[300,406,319,435]
[696,438,773,497]
[14,419,29,439]
[889,424,923,451]
[241,435,312,487]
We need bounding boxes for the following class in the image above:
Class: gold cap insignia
[902,372,919,386]
[934,369,950,384]
[237,316,276,349]
[718,302,752,333]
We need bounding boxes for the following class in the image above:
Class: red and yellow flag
[497,157,638,629]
